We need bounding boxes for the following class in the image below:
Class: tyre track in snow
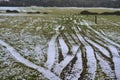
[58,36,69,58]
[96,53,115,79]
[83,20,120,48]
[108,46,120,80]
[38,18,119,80]
[81,20,120,79]
[1,16,120,80]
[53,31,80,76]
[78,27,112,62]
[54,22,84,79]
[59,29,82,80]
[73,25,97,80]
[0,40,61,80]
[45,34,59,70]
[56,36,64,63]
[61,48,83,80]
[90,34,120,79]
[69,49,83,80]
[82,29,116,61]
[85,37,111,59]
[85,38,116,79]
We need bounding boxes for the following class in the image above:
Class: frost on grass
[0,14,120,80]
[0,45,48,80]
[0,17,50,79]
[0,30,47,65]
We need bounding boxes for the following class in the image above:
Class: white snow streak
[53,45,79,76]
[96,53,115,78]
[85,37,110,58]
[76,33,97,79]
[83,20,120,48]
[58,37,69,57]
[108,46,120,80]
[69,50,83,80]
[45,34,58,70]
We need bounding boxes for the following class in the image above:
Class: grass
[0,7,120,79]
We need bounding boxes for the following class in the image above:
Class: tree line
[0,0,120,8]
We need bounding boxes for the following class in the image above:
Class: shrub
[80,10,98,15]
[27,11,41,14]
[6,10,19,13]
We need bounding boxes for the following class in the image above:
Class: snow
[48,7,120,10]
[0,11,120,79]
[53,45,79,76]
[83,20,120,48]
[73,20,77,24]
[68,50,83,80]
[76,31,97,79]
[80,22,84,25]
[0,18,7,22]
[108,46,120,80]
[34,45,42,53]
[61,26,65,30]
[85,46,97,79]
[96,53,115,78]
[45,34,58,70]
[55,25,61,31]
[0,13,44,16]
[0,40,61,80]
[0,7,20,11]
[45,25,62,70]
[83,20,120,79]
[85,37,110,58]
[84,45,97,79]
[58,37,69,57]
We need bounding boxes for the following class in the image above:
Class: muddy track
[0,18,120,80]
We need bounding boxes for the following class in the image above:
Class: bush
[80,10,98,15]
[42,12,48,14]
[27,11,40,14]
[80,10,120,15]
[6,10,19,13]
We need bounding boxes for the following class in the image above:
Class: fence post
[95,16,97,24]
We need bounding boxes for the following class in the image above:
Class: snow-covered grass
[0,15,57,79]
[0,7,120,79]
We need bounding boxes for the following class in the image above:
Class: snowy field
[0,7,120,80]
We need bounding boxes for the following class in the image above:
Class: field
[0,7,120,80]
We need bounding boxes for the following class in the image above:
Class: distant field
[0,7,120,80]
[0,7,120,15]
